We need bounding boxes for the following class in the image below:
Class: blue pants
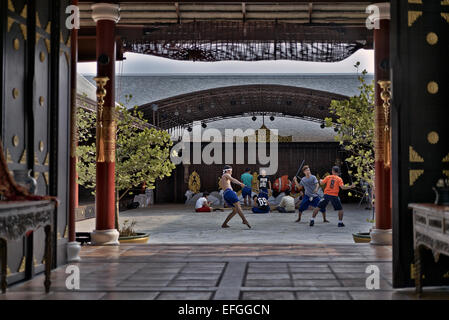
[252,207,270,214]
[298,196,322,212]
[318,194,343,212]
[223,188,240,207]
[242,186,252,198]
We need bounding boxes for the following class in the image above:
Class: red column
[91,3,120,245]
[372,3,392,245]
[67,0,82,262]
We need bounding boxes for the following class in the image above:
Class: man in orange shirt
[310,166,355,227]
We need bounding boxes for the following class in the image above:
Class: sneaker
[309,220,314,227]
[338,222,345,227]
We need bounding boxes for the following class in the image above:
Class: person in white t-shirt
[195,192,212,212]
[276,190,296,213]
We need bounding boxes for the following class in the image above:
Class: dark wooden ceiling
[78,1,377,62]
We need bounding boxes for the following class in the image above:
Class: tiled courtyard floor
[2,244,449,300]
[77,203,375,244]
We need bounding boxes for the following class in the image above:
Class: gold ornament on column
[188,171,201,194]
[93,77,109,163]
[378,80,392,167]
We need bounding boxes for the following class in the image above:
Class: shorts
[223,188,240,207]
[242,186,252,198]
[318,194,343,212]
[298,196,321,212]
[252,207,270,214]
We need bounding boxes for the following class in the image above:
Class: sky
[78,49,374,75]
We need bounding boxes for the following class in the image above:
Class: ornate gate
[391,0,449,288]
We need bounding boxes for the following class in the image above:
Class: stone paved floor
[2,244,449,300]
[77,203,374,244]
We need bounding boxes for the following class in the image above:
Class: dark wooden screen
[0,0,71,284]
[391,0,449,288]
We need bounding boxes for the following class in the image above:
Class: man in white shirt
[276,190,296,213]
[195,192,212,212]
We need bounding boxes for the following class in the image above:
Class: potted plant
[117,220,149,244]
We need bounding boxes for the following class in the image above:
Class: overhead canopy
[136,84,348,129]
[78,1,377,62]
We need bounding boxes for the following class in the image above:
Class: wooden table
[409,203,449,294]
[0,200,55,294]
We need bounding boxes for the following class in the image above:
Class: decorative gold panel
[443,170,449,179]
[442,0,449,5]
[408,11,422,27]
[426,32,438,45]
[44,152,49,165]
[19,24,27,40]
[20,4,27,19]
[427,81,439,94]
[18,256,26,273]
[7,17,14,32]
[408,0,422,3]
[39,96,44,107]
[12,88,19,99]
[34,152,39,165]
[442,13,449,24]
[427,131,439,144]
[6,148,13,164]
[443,153,449,162]
[34,171,39,180]
[36,12,41,28]
[45,22,51,34]
[13,38,20,50]
[410,169,424,186]
[39,141,44,152]
[12,135,19,147]
[44,39,50,53]
[409,146,424,162]
[19,149,26,164]
[39,51,45,62]
[8,0,15,11]
[43,172,49,185]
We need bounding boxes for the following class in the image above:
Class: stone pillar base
[91,229,120,246]
[370,228,392,245]
[67,241,82,262]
